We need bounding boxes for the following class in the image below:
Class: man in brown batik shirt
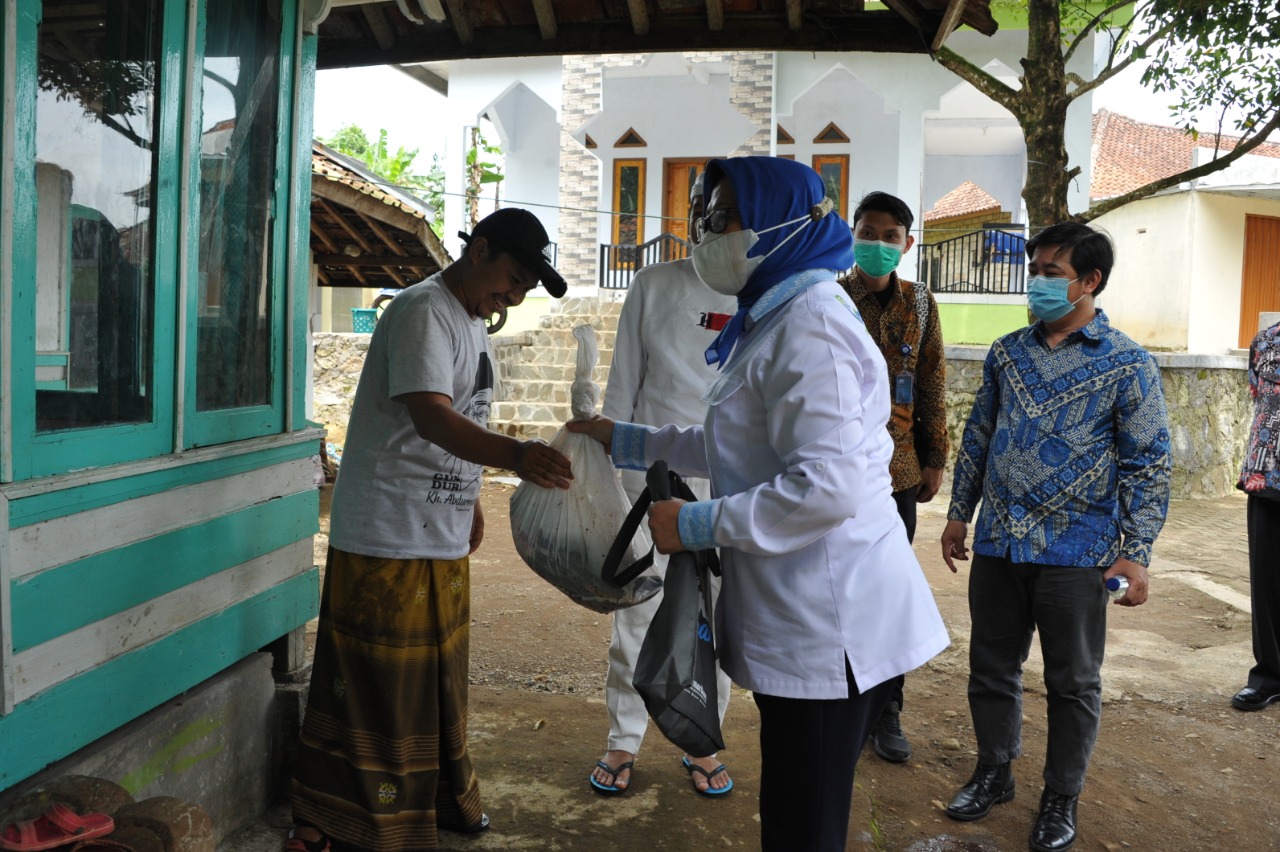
[838,191,949,765]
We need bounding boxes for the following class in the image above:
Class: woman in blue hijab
[571,156,949,851]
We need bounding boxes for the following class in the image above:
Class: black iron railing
[599,233,691,290]
[917,226,1028,294]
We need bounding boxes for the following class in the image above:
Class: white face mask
[691,213,816,296]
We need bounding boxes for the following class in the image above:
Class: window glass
[195,0,283,411]
[34,0,162,432]
[813,155,849,220]
[613,160,645,247]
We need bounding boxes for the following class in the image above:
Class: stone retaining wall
[943,347,1251,500]
[311,333,1252,500]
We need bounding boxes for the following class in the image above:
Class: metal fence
[599,233,691,290]
[917,226,1028,294]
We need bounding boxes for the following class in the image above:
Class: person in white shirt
[588,173,739,798]
[290,208,573,852]
[570,157,949,852]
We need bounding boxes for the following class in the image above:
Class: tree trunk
[1017,0,1079,231]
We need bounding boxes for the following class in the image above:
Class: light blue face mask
[1027,275,1084,323]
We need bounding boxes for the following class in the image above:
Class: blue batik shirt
[947,310,1171,568]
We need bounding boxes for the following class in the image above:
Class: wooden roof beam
[314,254,438,268]
[785,0,803,30]
[706,0,724,31]
[394,63,448,96]
[318,14,935,67]
[531,0,557,40]
[625,0,649,36]
[442,0,474,44]
[931,0,968,51]
[361,4,395,51]
[357,211,411,257]
[316,197,405,286]
[310,219,340,254]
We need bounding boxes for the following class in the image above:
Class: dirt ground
[293,479,1278,852]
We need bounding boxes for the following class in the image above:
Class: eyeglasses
[694,207,740,241]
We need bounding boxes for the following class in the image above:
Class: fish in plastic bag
[510,324,661,613]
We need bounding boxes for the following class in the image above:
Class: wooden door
[663,159,706,241]
[1238,214,1280,347]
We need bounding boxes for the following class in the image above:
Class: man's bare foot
[590,749,635,793]
[684,754,733,794]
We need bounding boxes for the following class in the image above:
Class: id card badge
[893,370,914,405]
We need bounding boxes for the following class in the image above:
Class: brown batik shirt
[837,268,949,493]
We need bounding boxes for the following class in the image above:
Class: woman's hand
[565,415,615,454]
[647,499,688,554]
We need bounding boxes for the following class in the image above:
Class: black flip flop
[589,759,634,795]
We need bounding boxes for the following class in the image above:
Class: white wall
[1186,193,1280,353]
[485,82,562,249]
[1089,192,1195,350]
[443,57,563,260]
[582,55,757,247]
[780,67,898,217]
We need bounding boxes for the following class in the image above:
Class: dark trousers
[753,665,893,852]
[883,485,920,711]
[967,553,1108,796]
[892,485,919,545]
[1247,495,1280,692]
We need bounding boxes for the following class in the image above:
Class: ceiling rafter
[316,197,406,287]
[531,0,558,40]
[360,4,395,51]
[625,0,650,36]
[931,0,968,51]
[442,0,473,44]
[785,0,803,30]
[706,0,724,32]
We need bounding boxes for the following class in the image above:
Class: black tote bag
[602,461,725,756]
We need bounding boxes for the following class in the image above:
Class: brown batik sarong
[292,548,484,851]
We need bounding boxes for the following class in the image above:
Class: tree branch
[1063,0,1135,65]
[934,45,1019,110]
[1083,107,1280,221]
[1068,22,1176,102]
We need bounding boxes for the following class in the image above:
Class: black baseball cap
[459,208,567,297]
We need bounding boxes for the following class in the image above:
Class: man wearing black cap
[289,208,571,852]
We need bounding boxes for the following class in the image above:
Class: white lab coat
[639,278,949,700]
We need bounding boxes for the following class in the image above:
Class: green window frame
[181,0,295,449]
[7,0,184,480]
[4,0,302,480]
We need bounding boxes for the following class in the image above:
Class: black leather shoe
[945,761,1015,821]
[871,700,912,763]
[1231,685,1280,711]
[1030,789,1078,852]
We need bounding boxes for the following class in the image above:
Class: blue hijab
[702,157,854,367]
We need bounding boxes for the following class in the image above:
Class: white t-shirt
[329,274,493,560]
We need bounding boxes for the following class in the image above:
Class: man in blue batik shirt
[939,222,1171,852]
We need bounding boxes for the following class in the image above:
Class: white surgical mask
[691,213,816,296]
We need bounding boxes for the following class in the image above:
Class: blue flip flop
[589,759,634,795]
[682,755,734,797]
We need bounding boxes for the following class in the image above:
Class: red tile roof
[1091,109,1280,200]
[923,179,1002,222]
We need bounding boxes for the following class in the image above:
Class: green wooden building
[0,0,997,832]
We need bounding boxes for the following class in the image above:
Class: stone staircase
[490,296,624,441]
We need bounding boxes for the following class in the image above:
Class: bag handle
[602,461,721,588]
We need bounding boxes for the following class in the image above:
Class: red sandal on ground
[284,826,331,852]
[0,803,114,851]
